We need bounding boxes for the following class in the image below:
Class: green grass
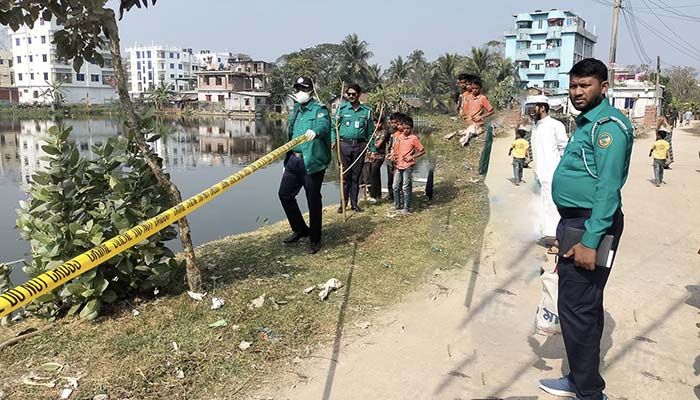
[0,115,490,399]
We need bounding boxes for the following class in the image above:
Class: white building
[610,80,662,119]
[10,19,117,105]
[224,91,270,113]
[125,45,195,97]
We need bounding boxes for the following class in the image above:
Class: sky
[114,0,700,70]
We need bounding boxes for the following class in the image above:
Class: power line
[623,0,653,63]
[640,0,700,56]
[629,10,700,62]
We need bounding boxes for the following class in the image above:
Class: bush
[16,125,184,320]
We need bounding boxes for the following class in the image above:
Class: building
[610,79,663,119]
[10,18,117,105]
[0,51,14,87]
[125,45,195,96]
[196,68,269,111]
[504,9,597,95]
[224,92,270,113]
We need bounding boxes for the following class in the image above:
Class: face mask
[295,91,311,104]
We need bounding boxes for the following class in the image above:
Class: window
[42,54,47,62]
[624,98,635,109]
[28,55,33,62]
[203,76,210,85]
[244,98,250,106]
[33,91,38,99]
[170,74,175,78]
[136,51,141,59]
[30,73,34,80]
[534,64,541,70]
[147,50,151,58]
[205,94,212,102]
[41,35,46,44]
[170,52,174,58]
[148,71,152,80]
[177,53,180,59]
[91,74,99,82]
[18,73,22,81]
[137,61,141,69]
[76,73,85,81]
[147,60,152,69]
[27,37,31,44]
[15,38,19,46]
[217,95,225,102]
[43,72,48,80]
[215,77,222,85]
[178,64,182,70]
[16,56,21,64]
[170,63,174,69]
[538,20,544,29]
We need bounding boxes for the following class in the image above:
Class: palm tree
[386,56,410,83]
[465,47,494,77]
[148,82,171,111]
[419,66,449,113]
[340,33,374,85]
[406,49,428,87]
[39,80,66,111]
[365,63,383,90]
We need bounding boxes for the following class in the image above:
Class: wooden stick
[0,324,54,350]
[334,83,347,222]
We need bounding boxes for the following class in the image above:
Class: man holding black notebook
[538,58,633,400]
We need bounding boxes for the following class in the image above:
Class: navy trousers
[278,154,325,245]
[556,209,624,400]
[340,140,366,208]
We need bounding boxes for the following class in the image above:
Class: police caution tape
[0,135,308,318]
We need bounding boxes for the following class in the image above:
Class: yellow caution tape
[0,135,308,318]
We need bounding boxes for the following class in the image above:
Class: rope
[340,103,385,175]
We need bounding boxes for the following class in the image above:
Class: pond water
[0,116,433,284]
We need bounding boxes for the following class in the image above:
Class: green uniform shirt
[332,102,377,152]
[552,98,634,249]
[286,99,332,174]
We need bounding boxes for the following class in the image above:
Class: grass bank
[0,115,490,399]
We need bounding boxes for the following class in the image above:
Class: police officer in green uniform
[538,59,633,400]
[278,77,331,254]
[332,84,376,212]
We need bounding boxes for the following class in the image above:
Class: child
[389,115,426,214]
[459,78,495,147]
[509,127,530,186]
[649,131,670,187]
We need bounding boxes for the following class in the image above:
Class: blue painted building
[504,9,597,95]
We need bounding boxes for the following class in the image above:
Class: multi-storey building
[0,51,14,87]
[10,18,117,105]
[504,9,597,95]
[125,45,195,96]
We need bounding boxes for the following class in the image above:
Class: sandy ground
[253,124,700,400]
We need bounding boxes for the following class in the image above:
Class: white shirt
[532,115,569,184]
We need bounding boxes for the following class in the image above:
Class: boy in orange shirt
[389,114,426,214]
[459,78,495,147]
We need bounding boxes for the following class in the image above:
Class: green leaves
[17,124,183,320]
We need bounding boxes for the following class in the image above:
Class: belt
[558,207,622,219]
[340,138,366,145]
[292,152,303,158]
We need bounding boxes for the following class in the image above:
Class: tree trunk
[103,10,202,292]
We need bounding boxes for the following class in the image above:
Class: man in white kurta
[526,95,569,243]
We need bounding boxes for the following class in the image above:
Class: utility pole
[609,0,622,104]
[655,56,661,116]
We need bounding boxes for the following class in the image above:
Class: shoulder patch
[317,112,325,118]
[597,133,613,148]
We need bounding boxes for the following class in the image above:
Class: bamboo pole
[333,83,347,222]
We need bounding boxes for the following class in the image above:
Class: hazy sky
[115,0,700,70]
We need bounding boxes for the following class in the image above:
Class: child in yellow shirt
[508,127,530,186]
[649,131,670,187]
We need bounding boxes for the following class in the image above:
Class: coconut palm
[385,56,410,83]
[340,33,374,85]
[365,63,383,90]
[148,82,172,110]
[465,47,494,77]
[39,80,66,111]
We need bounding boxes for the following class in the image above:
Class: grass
[0,115,490,399]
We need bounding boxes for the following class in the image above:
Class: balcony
[546,27,562,40]
[527,67,545,75]
[529,47,546,55]
[515,48,530,61]
[545,47,561,60]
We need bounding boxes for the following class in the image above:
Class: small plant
[16,125,184,320]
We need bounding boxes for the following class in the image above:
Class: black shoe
[282,231,308,243]
[352,205,364,212]
[337,206,344,214]
[308,242,321,254]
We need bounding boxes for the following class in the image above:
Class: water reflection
[0,116,431,284]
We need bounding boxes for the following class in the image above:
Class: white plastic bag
[534,269,561,335]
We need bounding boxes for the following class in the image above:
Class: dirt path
[255,125,700,400]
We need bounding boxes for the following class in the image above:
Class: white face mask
[295,91,311,104]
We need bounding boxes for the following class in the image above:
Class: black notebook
[558,227,615,268]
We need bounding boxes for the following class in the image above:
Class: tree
[465,47,495,78]
[39,80,66,111]
[0,0,203,293]
[148,82,172,111]
[385,56,410,84]
[406,49,428,87]
[340,33,373,87]
[665,66,700,105]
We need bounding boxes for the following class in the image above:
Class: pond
[0,116,434,284]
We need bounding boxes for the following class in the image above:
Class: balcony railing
[545,47,561,60]
[544,67,560,81]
